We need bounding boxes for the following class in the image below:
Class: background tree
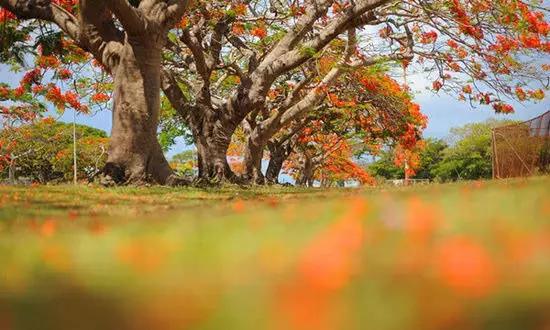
[169,149,197,177]
[0,118,108,183]
[433,119,518,181]
[277,68,426,186]
[368,138,447,180]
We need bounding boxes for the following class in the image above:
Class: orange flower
[462,85,472,94]
[117,239,169,273]
[405,197,440,245]
[251,26,267,38]
[274,198,368,329]
[40,219,57,237]
[232,22,245,35]
[435,237,497,298]
[232,199,245,212]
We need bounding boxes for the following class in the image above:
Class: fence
[492,110,550,179]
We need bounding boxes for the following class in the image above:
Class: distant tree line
[368,119,520,182]
[0,119,108,184]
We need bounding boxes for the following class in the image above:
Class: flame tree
[0,0,190,185]
[160,0,548,184]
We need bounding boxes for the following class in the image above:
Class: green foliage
[368,119,521,182]
[158,96,191,151]
[433,119,518,181]
[170,149,197,177]
[415,138,448,179]
[0,119,108,182]
[299,46,317,57]
[0,21,35,67]
[367,138,447,180]
[367,149,404,180]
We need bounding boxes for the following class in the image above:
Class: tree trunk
[8,160,15,184]
[102,39,176,185]
[297,155,314,187]
[243,133,266,185]
[191,112,239,183]
[265,141,292,184]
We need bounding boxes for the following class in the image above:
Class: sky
[1,64,549,158]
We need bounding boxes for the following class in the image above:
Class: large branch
[259,0,390,80]
[161,69,193,121]
[106,0,146,35]
[279,53,409,127]
[79,0,124,72]
[238,0,388,121]
[0,0,79,40]
[163,0,190,27]
[259,0,334,67]
[0,0,124,71]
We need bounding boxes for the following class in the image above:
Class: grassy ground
[0,178,549,330]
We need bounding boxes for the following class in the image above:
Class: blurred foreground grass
[0,178,549,330]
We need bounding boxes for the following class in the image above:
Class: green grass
[0,178,549,330]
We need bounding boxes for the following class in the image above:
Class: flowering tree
[280,68,426,186]
[161,0,549,184]
[0,0,190,185]
[0,118,108,183]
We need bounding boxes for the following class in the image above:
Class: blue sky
[1,64,549,158]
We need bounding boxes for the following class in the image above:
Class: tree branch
[0,0,79,40]
[106,0,146,35]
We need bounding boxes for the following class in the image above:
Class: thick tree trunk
[101,39,176,185]
[191,113,239,183]
[243,133,266,185]
[265,141,292,184]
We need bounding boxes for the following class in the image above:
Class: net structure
[492,110,550,179]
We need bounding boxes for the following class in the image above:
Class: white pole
[73,111,77,186]
[403,64,410,186]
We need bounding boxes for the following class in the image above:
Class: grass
[0,177,549,330]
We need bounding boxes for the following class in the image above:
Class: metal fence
[492,110,550,179]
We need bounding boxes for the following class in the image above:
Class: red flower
[515,87,526,101]
[14,86,25,97]
[420,31,438,44]
[0,8,16,23]
[251,26,267,38]
[520,34,541,48]
[91,93,110,103]
[432,80,443,91]
[57,68,72,80]
[21,68,42,86]
[492,102,514,114]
